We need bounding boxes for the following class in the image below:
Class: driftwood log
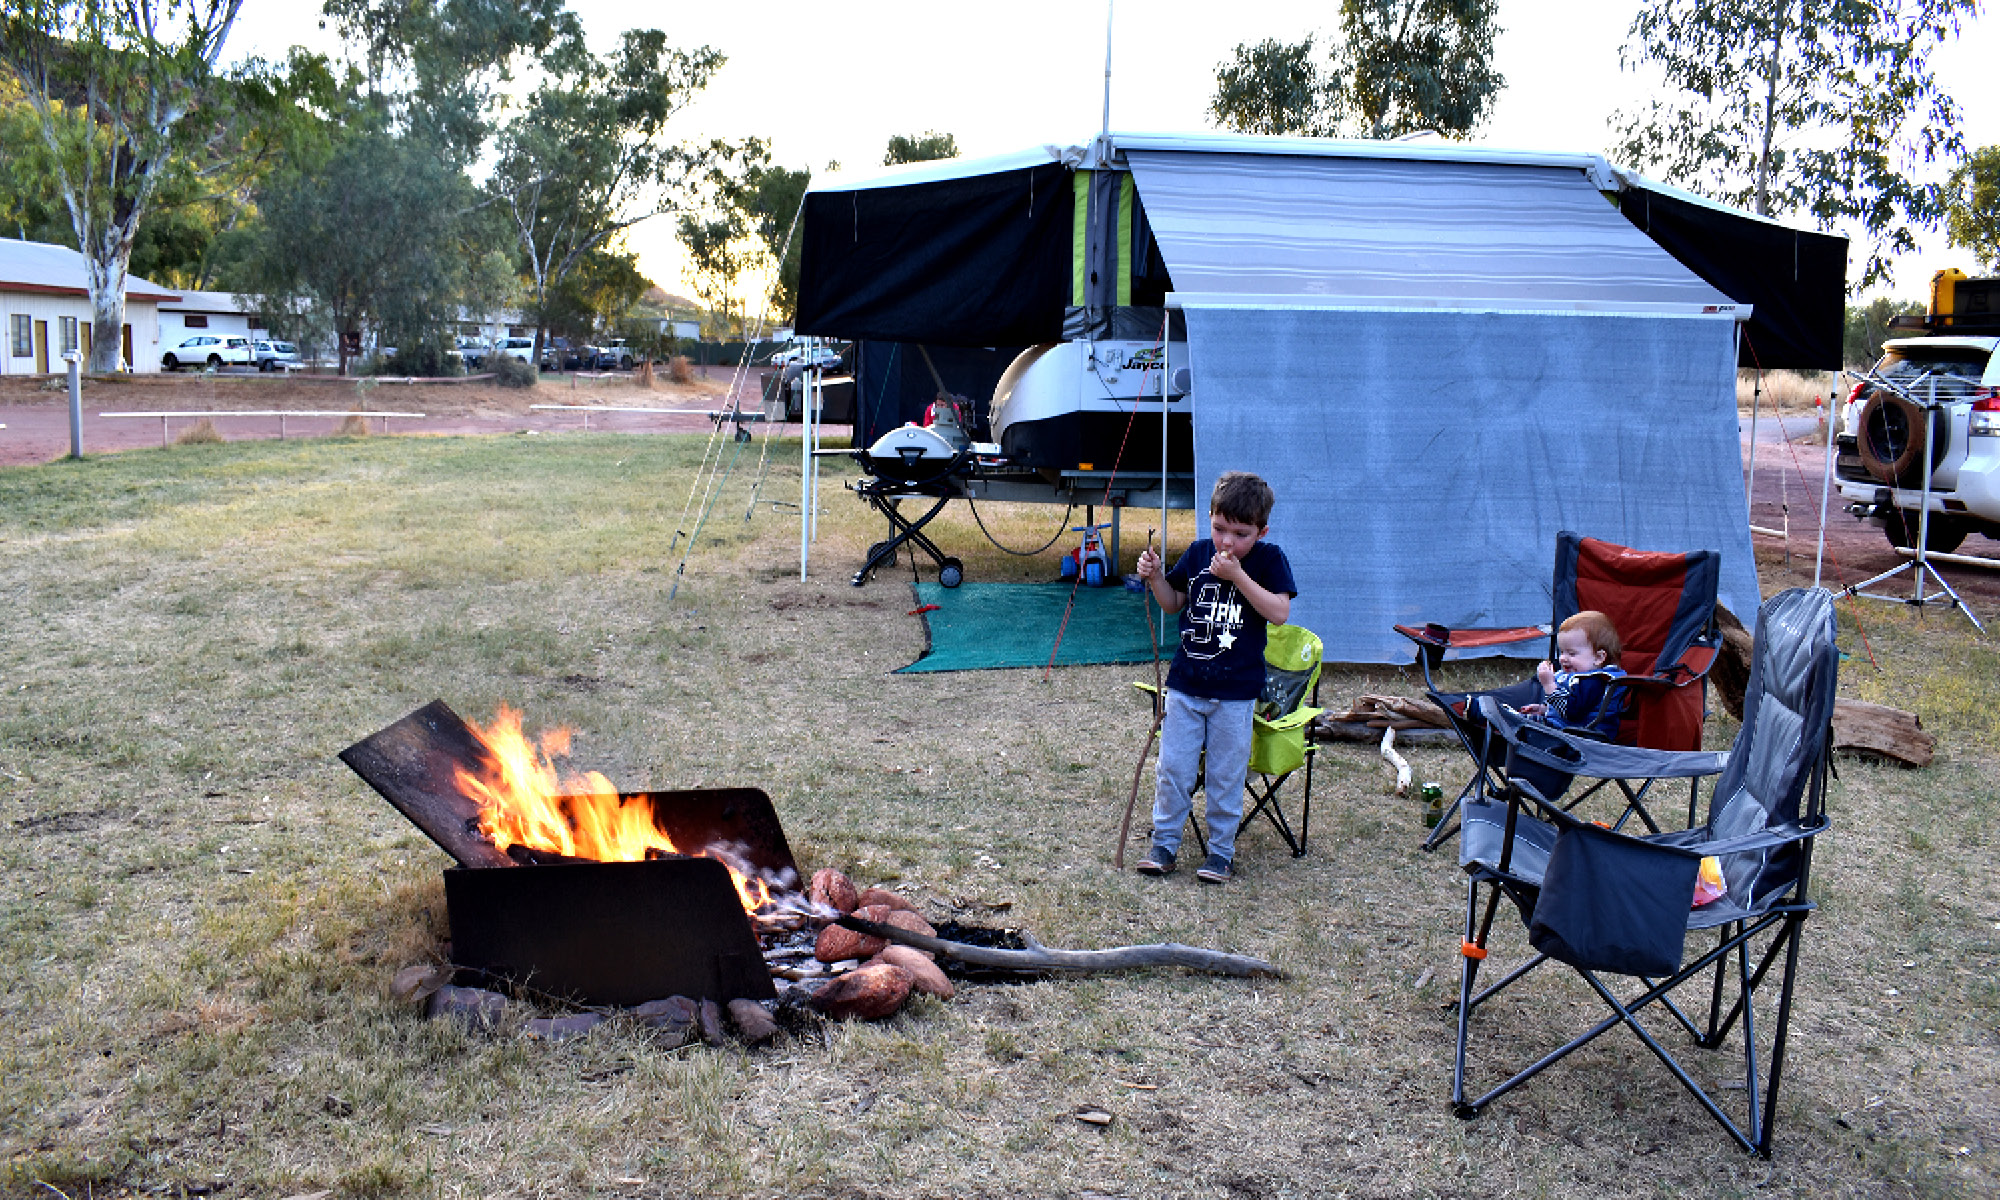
[1832,698,1936,767]
[835,914,1286,980]
[1310,719,1455,746]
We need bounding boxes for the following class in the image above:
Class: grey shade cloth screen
[1182,307,1760,664]
[1124,150,1740,314]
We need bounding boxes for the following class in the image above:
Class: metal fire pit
[340,700,798,1006]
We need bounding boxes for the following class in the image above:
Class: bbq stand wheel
[938,558,964,588]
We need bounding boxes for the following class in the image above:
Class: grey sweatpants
[1150,688,1255,863]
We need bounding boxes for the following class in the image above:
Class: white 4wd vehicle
[161,334,254,371]
[1834,335,2000,552]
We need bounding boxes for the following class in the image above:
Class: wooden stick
[1380,726,1412,796]
[835,913,1286,979]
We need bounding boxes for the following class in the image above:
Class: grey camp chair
[1449,587,1837,1157]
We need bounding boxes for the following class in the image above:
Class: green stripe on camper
[1072,172,1090,307]
[1117,173,1135,306]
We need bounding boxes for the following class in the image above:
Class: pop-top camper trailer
[795,134,1846,660]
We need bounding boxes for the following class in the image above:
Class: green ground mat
[897,581,1170,673]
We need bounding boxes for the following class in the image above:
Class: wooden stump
[1833,699,1935,767]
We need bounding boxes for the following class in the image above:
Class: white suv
[1834,335,2000,552]
[161,334,254,371]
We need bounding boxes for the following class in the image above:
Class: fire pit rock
[811,962,913,1021]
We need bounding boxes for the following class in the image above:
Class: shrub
[336,413,372,437]
[383,342,463,378]
[667,355,694,385]
[492,356,538,389]
[174,418,223,445]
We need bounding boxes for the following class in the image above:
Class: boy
[1132,471,1297,885]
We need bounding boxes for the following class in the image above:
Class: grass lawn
[1,429,1995,1199]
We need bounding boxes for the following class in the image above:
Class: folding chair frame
[1447,596,1835,1160]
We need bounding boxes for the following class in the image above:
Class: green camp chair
[1135,625,1326,857]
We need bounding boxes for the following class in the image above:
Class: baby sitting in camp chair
[1516,610,1627,740]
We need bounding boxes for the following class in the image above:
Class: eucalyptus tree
[489,28,727,357]
[1614,0,1978,291]
[883,131,958,165]
[1946,146,2000,274]
[0,0,245,371]
[1209,1,1503,140]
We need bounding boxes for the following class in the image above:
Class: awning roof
[1124,149,1742,318]
[794,132,1847,367]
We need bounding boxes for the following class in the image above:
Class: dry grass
[0,431,1994,1199]
[173,418,223,446]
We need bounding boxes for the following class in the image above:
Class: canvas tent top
[796,131,1845,369]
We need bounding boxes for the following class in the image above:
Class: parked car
[250,339,300,371]
[161,334,253,371]
[456,336,487,369]
[1834,334,2000,552]
[492,336,536,364]
[768,341,843,370]
[597,339,636,370]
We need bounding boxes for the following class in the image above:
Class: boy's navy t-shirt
[1163,539,1298,701]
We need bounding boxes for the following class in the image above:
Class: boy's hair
[1560,610,1622,665]
[1210,471,1275,528]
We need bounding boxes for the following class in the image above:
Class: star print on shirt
[1217,630,1236,650]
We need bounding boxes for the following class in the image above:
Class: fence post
[65,351,82,458]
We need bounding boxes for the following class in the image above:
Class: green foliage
[883,131,958,165]
[236,123,501,373]
[1844,296,1926,369]
[1209,38,1322,136]
[0,0,248,368]
[1945,145,2000,273]
[1614,0,1978,293]
[490,354,537,387]
[677,139,810,328]
[539,246,651,342]
[490,28,726,350]
[1208,2,1503,141]
[320,0,584,157]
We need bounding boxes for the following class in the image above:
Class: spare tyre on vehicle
[1855,387,1950,487]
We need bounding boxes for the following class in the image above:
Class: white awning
[1125,149,1748,320]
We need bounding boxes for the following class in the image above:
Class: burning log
[836,913,1285,979]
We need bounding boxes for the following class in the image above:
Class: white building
[0,239,180,374]
[158,290,262,343]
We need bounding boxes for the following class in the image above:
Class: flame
[454,705,779,916]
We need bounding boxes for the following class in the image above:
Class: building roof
[0,238,180,303]
[157,289,249,313]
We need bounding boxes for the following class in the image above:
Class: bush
[667,355,694,385]
[383,342,463,378]
[492,356,538,389]
[174,418,223,445]
[336,413,372,437]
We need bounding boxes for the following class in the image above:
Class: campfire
[341,700,1280,1046]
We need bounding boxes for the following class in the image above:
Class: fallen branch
[835,913,1285,979]
[1379,726,1412,796]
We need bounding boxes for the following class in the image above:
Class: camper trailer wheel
[867,540,892,566]
[939,558,964,588]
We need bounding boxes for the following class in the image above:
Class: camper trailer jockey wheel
[939,558,964,588]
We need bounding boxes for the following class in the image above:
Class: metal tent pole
[1813,382,1838,590]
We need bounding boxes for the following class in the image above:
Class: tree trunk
[1754,2,1791,217]
[835,913,1286,979]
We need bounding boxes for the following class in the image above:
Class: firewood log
[1833,698,1935,767]
[835,914,1284,979]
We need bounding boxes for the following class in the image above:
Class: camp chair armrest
[1393,622,1547,652]
[1478,696,1729,781]
[1254,704,1323,733]
[1678,817,1829,857]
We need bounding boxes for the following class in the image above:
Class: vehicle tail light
[1846,380,1868,406]
[1972,387,2000,436]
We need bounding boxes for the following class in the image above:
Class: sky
[229,1,2000,303]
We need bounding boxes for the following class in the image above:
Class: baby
[1519,610,1626,740]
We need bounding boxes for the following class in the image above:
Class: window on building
[247,316,265,330]
[8,314,29,358]
[58,317,79,356]
[183,314,208,329]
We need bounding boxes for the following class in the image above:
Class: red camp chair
[1395,532,1722,851]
